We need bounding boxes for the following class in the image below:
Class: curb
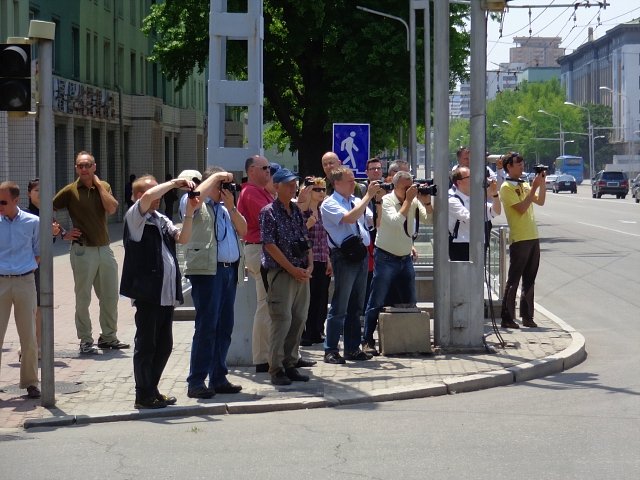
[23,307,586,430]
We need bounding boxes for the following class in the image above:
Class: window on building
[104,40,111,86]
[130,0,136,26]
[72,26,80,79]
[130,52,136,93]
[116,0,123,19]
[85,32,91,82]
[104,0,111,11]
[93,34,98,83]
[117,45,124,86]
[52,17,61,74]
[13,0,20,36]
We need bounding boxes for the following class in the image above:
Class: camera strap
[448,193,464,240]
[403,206,420,241]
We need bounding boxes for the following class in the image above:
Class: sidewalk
[0,223,586,430]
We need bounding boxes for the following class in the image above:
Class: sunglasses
[459,176,470,180]
[253,165,269,171]
[0,200,9,206]
[76,163,94,169]
[312,187,326,192]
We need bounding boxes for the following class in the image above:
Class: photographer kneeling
[361,171,434,356]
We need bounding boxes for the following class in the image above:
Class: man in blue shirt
[321,167,383,364]
[0,181,41,399]
[179,167,247,399]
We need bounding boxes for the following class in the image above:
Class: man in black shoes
[260,169,314,386]
[120,175,198,409]
[499,152,546,329]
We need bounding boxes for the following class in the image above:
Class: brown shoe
[522,319,538,328]
[26,385,41,399]
[501,319,520,329]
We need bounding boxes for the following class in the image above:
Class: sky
[484,0,640,68]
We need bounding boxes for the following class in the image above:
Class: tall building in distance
[510,37,565,67]
[449,81,470,119]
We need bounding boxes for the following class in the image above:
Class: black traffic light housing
[0,43,32,112]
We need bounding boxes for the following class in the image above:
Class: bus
[555,155,584,184]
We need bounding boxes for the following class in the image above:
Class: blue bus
[555,155,584,184]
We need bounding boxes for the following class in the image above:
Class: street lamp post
[564,101,594,181]
[356,5,416,170]
[517,115,539,163]
[537,109,564,155]
[563,140,575,154]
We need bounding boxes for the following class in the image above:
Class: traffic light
[0,43,32,112]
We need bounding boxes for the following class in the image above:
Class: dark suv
[591,171,628,199]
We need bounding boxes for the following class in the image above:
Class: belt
[245,242,261,245]
[0,270,34,277]
[376,247,410,260]
[218,261,239,268]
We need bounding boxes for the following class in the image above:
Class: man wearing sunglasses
[53,151,127,354]
[0,181,41,398]
[499,152,546,329]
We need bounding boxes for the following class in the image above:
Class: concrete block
[378,310,431,355]
[443,370,514,394]
[226,397,328,414]
[507,356,564,383]
[550,332,587,370]
[24,415,75,429]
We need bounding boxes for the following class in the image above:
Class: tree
[143,1,470,175]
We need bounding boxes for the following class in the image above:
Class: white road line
[577,222,640,238]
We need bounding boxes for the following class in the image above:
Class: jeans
[325,249,368,354]
[187,263,237,389]
[133,301,173,400]
[363,248,416,344]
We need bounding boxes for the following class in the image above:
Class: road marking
[620,220,637,224]
[577,222,640,238]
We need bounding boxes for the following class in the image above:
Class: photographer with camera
[499,152,546,329]
[361,171,434,356]
[179,166,247,398]
[259,168,315,386]
[321,167,383,364]
[448,166,501,261]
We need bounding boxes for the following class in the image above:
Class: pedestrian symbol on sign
[340,131,359,169]
[332,123,370,176]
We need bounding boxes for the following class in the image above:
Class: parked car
[551,174,577,194]
[631,173,640,198]
[591,170,629,199]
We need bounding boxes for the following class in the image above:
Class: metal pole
[409,4,417,172]
[433,0,449,346]
[31,21,56,407]
[423,0,431,176]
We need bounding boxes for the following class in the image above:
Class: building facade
[0,0,207,218]
[560,21,640,155]
[510,36,564,68]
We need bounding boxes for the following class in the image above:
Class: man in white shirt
[448,166,501,261]
[361,171,433,356]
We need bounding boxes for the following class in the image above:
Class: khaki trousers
[69,244,119,343]
[0,274,39,388]
[244,244,271,364]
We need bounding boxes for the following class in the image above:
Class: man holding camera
[361,171,434,356]
[321,167,383,364]
[179,166,247,398]
[259,168,314,385]
[448,166,501,261]
[500,152,546,329]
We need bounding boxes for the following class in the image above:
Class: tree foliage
[143,0,470,175]
[486,78,612,172]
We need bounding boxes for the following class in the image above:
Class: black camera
[415,179,438,196]
[221,182,241,192]
[187,190,200,199]
[379,182,394,192]
[534,164,549,175]
[291,238,312,259]
[304,177,315,187]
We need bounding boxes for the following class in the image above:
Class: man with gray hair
[362,170,434,356]
[385,160,410,182]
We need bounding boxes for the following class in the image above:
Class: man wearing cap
[179,166,247,398]
[259,168,314,385]
[500,152,546,329]
[53,151,128,354]
[237,155,275,373]
[0,181,41,399]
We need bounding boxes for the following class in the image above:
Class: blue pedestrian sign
[332,123,370,177]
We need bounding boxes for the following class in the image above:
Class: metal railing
[486,224,508,301]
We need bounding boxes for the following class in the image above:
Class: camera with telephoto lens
[291,238,312,259]
[187,190,200,199]
[304,177,315,187]
[379,181,394,192]
[221,182,241,192]
[534,164,549,175]
[415,179,438,196]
